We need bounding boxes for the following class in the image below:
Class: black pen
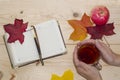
[31,25,44,66]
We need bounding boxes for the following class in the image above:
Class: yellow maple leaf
[68,13,93,41]
[51,70,74,80]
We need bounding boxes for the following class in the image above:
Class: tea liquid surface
[77,43,100,64]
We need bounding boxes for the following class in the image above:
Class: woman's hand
[96,40,120,66]
[73,40,102,80]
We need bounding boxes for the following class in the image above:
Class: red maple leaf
[4,19,28,44]
[86,23,115,39]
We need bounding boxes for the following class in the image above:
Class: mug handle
[92,62,102,70]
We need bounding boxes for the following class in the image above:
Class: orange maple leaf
[68,20,87,41]
[68,13,93,41]
[80,13,93,27]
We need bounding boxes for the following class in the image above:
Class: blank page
[4,30,40,68]
[35,20,67,59]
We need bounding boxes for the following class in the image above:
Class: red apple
[91,6,110,26]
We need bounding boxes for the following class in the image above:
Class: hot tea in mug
[77,43,100,64]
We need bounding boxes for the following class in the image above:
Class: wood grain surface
[0,0,120,80]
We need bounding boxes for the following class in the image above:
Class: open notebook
[4,20,67,68]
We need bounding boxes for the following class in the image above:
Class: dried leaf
[62,70,73,80]
[51,74,61,80]
[68,13,93,41]
[87,23,115,39]
[4,19,28,44]
[68,20,87,41]
[36,61,40,66]
[80,13,93,27]
[10,74,16,80]
[0,71,3,80]
[51,70,74,80]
